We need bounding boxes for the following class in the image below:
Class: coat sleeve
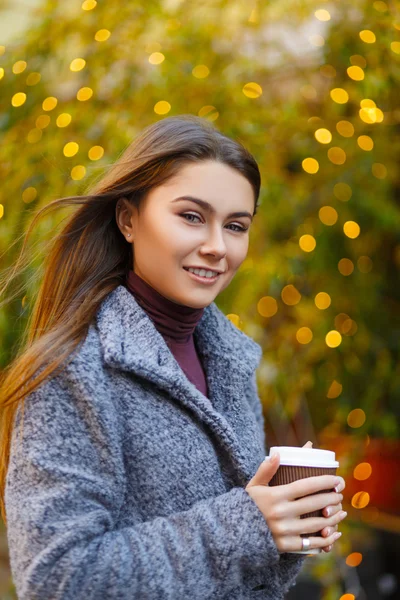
[245,370,306,595]
[6,367,294,600]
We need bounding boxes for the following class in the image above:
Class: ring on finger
[301,537,311,551]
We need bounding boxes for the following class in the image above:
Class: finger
[322,503,342,518]
[290,510,347,535]
[290,491,343,516]
[300,531,342,552]
[322,544,333,553]
[284,475,341,501]
[321,524,339,538]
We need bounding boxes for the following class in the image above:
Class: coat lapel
[95,285,262,485]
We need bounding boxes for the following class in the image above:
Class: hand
[245,442,347,554]
[303,441,347,553]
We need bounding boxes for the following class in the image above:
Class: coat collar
[95,285,263,484]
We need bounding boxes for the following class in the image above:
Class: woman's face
[116,160,255,308]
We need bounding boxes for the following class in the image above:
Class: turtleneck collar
[125,269,205,343]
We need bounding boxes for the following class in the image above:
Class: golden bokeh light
[71,165,86,180]
[373,1,387,11]
[328,147,346,165]
[372,163,387,179]
[56,113,72,127]
[0,68,4,80]
[336,120,354,137]
[327,380,343,398]
[351,491,370,509]
[63,142,79,157]
[338,258,354,276]
[88,145,104,160]
[154,100,171,114]
[315,292,331,309]
[22,187,37,203]
[299,234,316,252]
[346,552,363,567]
[257,296,278,318]
[357,256,373,273]
[82,0,97,9]
[27,128,42,143]
[70,58,86,71]
[192,65,210,79]
[354,462,372,480]
[296,327,313,344]
[242,82,262,98]
[302,158,319,174]
[26,72,41,85]
[94,29,111,42]
[315,128,332,144]
[391,42,400,54]
[330,88,349,104]
[36,115,50,129]
[319,206,338,225]
[226,313,241,329]
[11,92,27,107]
[42,96,57,111]
[281,285,301,306]
[0,204,4,218]
[12,60,27,74]
[347,66,364,81]
[357,135,374,151]
[344,221,360,239]
[315,9,331,21]
[149,52,165,65]
[340,594,355,600]
[198,105,219,121]
[334,182,352,201]
[359,30,376,43]
[77,87,93,101]
[325,331,342,348]
[347,408,366,428]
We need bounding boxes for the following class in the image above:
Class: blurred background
[0,1,399,599]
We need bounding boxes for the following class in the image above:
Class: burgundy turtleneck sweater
[125,269,209,398]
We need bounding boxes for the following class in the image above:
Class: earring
[127,233,131,237]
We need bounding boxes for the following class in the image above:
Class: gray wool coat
[6,284,305,600]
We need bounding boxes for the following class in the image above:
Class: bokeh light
[257,296,278,317]
[347,408,366,428]
[315,292,331,309]
[354,462,372,480]
[281,285,301,306]
[325,331,342,348]
[351,491,370,509]
[346,552,363,567]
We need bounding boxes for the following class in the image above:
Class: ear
[115,197,134,238]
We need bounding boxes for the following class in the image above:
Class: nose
[199,225,227,259]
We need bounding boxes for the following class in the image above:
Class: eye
[180,212,248,233]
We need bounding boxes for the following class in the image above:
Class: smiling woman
[1,115,311,600]
[115,159,255,308]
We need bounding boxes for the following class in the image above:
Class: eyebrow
[171,195,254,221]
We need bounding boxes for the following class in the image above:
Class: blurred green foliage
[0,0,399,597]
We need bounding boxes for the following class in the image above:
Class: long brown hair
[0,114,261,523]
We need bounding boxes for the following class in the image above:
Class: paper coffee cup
[265,446,339,555]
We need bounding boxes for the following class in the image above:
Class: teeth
[188,268,219,278]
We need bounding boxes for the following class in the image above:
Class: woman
[1,115,346,599]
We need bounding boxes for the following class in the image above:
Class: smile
[183,267,221,285]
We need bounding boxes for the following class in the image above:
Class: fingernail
[333,532,342,541]
[340,511,347,519]
[334,485,342,493]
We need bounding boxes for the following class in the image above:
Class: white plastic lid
[267,446,339,468]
